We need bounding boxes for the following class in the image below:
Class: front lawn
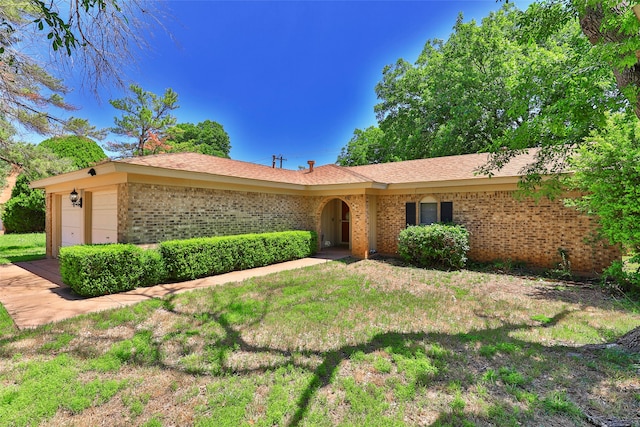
[0,232,46,264]
[0,258,639,426]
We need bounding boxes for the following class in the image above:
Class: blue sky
[53,0,534,168]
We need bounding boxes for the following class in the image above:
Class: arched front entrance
[319,199,351,250]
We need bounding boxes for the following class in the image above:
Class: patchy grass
[0,303,16,337]
[0,232,46,264]
[0,258,639,426]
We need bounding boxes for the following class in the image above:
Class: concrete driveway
[0,249,349,329]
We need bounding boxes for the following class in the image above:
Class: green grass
[0,303,16,337]
[0,232,46,264]
[0,354,128,425]
[0,259,638,425]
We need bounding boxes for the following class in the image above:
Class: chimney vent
[307,160,315,172]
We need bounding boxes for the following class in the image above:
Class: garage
[91,189,117,244]
[60,198,83,247]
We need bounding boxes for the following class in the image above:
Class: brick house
[31,151,619,274]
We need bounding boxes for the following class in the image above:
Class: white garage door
[92,190,117,244]
[61,199,83,247]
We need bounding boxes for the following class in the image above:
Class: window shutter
[405,202,416,226]
[440,202,453,223]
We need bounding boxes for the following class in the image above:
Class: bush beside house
[59,231,317,297]
[1,175,45,233]
[398,224,470,269]
[59,244,165,297]
[160,231,318,281]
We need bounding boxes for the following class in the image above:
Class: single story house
[31,151,619,274]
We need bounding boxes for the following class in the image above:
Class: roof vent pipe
[307,160,315,172]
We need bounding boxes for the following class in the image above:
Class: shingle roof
[117,153,372,186]
[115,150,537,187]
[347,151,538,184]
[118,153,306,184]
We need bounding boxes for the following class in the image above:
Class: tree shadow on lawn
[4,265,637,426]
[154,295,634,427]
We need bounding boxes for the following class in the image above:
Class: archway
[319,199,351,250]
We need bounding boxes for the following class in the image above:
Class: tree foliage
[483,0,640,187]
[337,126,393,166]
[39,135,107,169]
[338,3,627,166]
[0,1,162,168]
[0,141,73,180]
[1,174,45,233]
[62,117,107,140]
[567,112,640,253]
[107,84,180,158]
[1,0,162,94]
[167,120,231,158]
[0,3,75,140]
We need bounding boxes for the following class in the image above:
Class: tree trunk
[617,327,640,353]
[579,2,640,119]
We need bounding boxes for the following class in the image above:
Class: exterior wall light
[70,189,82,208]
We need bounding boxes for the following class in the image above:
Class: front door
[341,201,350,243]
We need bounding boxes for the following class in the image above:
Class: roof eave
[31,161,308,192]
[386,175,522,191]
[305,181,387,192]
[30,163,117,188]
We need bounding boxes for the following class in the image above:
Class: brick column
[45,192,53,258]
[344,194,369,259]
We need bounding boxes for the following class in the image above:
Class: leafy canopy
[567,111,640,253]
[39,135,107,169]
[167,120,231,158]
[337,126,393,166]
[338,3,626,167]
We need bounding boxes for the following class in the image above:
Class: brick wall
[376,190,620,274]
[119,183,315,244]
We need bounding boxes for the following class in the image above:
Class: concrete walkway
[0,249,349,329]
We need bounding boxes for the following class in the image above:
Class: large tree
[107,84,179,158]
[167,120,232,158]
[481,0,640,177]
[338,3,626,166]
[0,1,162,167]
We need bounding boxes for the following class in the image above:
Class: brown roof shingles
[347,151,538,184]
[116,151,537,187]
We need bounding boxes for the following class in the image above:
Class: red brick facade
[375,191,619,274]
[120,183,316,244]
[35,152,621,274]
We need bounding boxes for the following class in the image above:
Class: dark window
[441,202,453,223]
[420,202,438,225]
[405,202,416,226]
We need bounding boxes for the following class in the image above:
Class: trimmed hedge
[160,231,318,281]
[398,224,470,269]
[59,244,167,297]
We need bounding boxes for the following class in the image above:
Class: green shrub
[398,224,469,269]
[140,249,168,287]
[59,245,167,297]
[1,175,45,233]
[160,231,317,281]
[602,258,640,297]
